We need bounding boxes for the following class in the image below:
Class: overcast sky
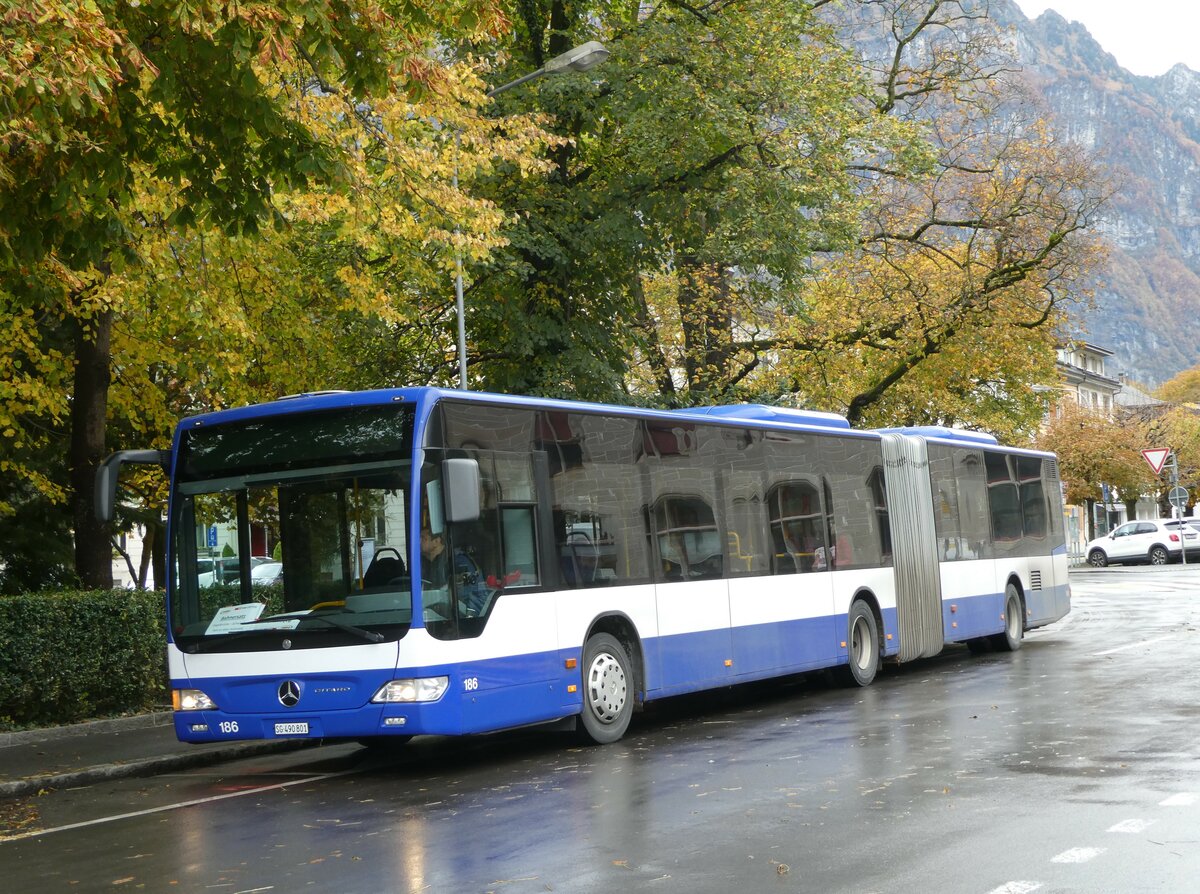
[1012,1,1200,76]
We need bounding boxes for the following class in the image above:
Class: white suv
[1085,519,1198,567]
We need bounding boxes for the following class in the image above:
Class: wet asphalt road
[3,566,1200,893]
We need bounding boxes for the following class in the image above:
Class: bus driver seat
[362,550,406,588]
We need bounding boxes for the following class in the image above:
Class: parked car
[197,555,273,587]
[251,562,283,585]
[1084,519,1199,567]
[1162,519,1200,560]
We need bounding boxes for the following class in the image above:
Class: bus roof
[877,425,998,446]
[677,404,851,429]
[178,388,1044,454]
[178,388,874,439]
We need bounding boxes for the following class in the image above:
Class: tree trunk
[70,308,113,588]
[1124,498,1139,523]
[137,522,154,588]
[152,515,167,590]
[631,276,678,403]
[678,255,733,402]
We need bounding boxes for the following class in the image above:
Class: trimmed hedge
[0,589,168,729]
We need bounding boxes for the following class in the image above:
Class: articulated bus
[96,388,1070,746]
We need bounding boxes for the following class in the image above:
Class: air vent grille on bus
[1031,570,1042,591]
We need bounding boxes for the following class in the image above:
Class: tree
[463,0,1108,438]
[0,0,512,587]
[1140,405,1200,516]
[760,1,1109,431]
[463,0,925,404]
[1156,367,1200,406]
[1035,401,1155,541]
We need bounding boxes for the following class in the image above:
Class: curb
[0,711,174,750]
[0,738,316,800]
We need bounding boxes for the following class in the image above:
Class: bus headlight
[173,689,217,711]
[371,677,449,703]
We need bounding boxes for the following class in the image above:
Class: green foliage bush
[0,589,168,729]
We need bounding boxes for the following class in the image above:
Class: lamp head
[544,41,610,74]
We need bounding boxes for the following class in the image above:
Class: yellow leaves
[0,291,75,494]
[1036,400,1156,506]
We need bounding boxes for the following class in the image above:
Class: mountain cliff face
[988,0,1200,384]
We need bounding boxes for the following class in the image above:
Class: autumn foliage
[1,0,1114,589]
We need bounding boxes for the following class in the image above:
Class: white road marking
[987,882,1042,894]
[1159,793,1198,807]
[1108,818,1155,834]
[0,769,357,843]
[1092,634,1175,656]
[1050,847,1106,864]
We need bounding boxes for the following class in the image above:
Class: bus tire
[578,633,633,745]
[838,600,880,687]
[990,584,1024,652]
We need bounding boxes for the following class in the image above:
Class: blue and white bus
[96,388,1069,746]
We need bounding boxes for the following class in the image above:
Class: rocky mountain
[988,0,1200,386]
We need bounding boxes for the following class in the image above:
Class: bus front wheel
[578,633,633,745]
[838,600,880,687]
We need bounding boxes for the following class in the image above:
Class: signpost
[1142,448,1170,476]
[1144,448,1189,565]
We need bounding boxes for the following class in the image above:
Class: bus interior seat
[363,555,405,587]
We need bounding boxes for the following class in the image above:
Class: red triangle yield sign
[1142,448,1170,475]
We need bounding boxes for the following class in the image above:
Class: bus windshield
[169,405,415,650]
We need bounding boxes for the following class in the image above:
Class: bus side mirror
[95,449,171,523]
[442,457,481,524]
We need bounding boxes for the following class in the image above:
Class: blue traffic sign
[207,525,218,548]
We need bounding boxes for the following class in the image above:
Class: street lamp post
[452,41,609,390]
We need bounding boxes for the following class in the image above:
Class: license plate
[274,722,309,736]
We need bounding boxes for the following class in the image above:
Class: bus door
[424,448,561,732]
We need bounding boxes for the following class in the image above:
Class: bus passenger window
[651,496,723,581]
[558,513,619,587]
[767,481,825,574]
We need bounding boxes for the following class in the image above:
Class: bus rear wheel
[578,633,633,745]
[990,584,1024,652]
[838,600,880,687]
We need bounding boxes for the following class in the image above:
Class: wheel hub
[588,653,627,722]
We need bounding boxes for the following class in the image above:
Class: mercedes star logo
[278,680,301,707]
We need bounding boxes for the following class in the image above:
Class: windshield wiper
[296,612,386,644]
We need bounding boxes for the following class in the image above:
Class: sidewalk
[0,713,312,800]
